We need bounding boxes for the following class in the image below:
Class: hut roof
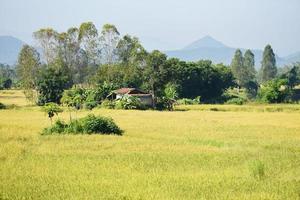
[113,88,149,95]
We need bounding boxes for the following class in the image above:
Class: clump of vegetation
[258,79,292,103]
[156,83,179,111]
[249,160,265,180]
[36,67,71,106]
[42,102,63,124]
[223,88,248,105]
[115,95,144,110]
[177,96,200,105]
[61,83,116,111]
[225,97,246,105]
[42,114,122,135]
[0,102,6,109]
[101,99,116,109]
[0,63,15,90]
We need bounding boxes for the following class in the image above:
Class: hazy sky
[0,0,300,56]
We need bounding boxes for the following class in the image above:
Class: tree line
[1,21,300,107]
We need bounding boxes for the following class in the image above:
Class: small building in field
[110,88,153,107]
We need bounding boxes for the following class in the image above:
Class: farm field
[1,90,300,200]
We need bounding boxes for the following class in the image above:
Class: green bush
[36,67,71,105]
[42,102,63,123]
[223,88,248,102]
[258,79,292,103]
[42,114,122,135]
[101,99,115,109]
[81,114,121,134]
[84,101,98,110]
[0,102,5,109]
[225,97,246,105]
[61,86,86,110]
[156,83,179,111]
[43,119,67,134]
[115,95,143,110]
[177,96,201,105]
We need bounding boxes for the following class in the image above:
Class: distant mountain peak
[0,35,25,65]
[183,35,227,50]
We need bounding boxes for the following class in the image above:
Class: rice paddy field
[1,90,300,200]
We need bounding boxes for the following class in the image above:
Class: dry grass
[1,90,300,199]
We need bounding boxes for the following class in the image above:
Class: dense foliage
[36,67,71,105]
[11,22,299,109]
[260,45,277,83]
[0,64,15,89]
[42,102,63,123]
[0,102,6,109]
[115,95,144,110]
[43,114,122,135]
[258,79,292,103]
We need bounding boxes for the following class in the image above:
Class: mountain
[183,35,227,50]
[283,52,300,64]
[0,36,25,65]
[165,36,293,69]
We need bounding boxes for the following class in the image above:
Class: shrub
[83,89,98,110]
[115,95,143,110]
[80,114,121,134]
[223,88,248,102]
[177,96,200,105]
[93,82,116,102]
[42,103,63,124]
[225,97,246,105]
[0,102,5,109]
[258,79,292,103]
[61,86,86,110]
[84,101,98,110]
[43,119,67,134]
[156,83,179,111]
[36,67,71,105]
[42,114,122,135]
[101,99,115,109]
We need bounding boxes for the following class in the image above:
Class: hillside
[165,36,291,68]
[0,36,25,65]
[283,52,300,64]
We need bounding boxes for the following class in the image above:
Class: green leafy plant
[258,79,292,103]
[0,102,5,109]
[42,114,122,135]
[42,103,63,124]
[225,97,246,105]
[156,83,178,111]
[177,96,201,105]
[101,99,115,109]
[115,95,143,110]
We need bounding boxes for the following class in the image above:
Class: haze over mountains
[0,36,25,65]
[0,35,299,68]
[165,36,299,69]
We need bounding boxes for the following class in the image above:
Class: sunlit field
[1,90,300,200]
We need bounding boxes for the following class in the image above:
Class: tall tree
[36,67,70,105]
[16,45,41,102]
[230,49,244,86]
[57,28,88,84]
[117,34,147,67]
[100,24,120,64]
[33,28,58,64]
[260,44,277,82]
[79,22,99,65]
[0,64,15,89]
[243,50,256,84]
[144,50,167,98]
